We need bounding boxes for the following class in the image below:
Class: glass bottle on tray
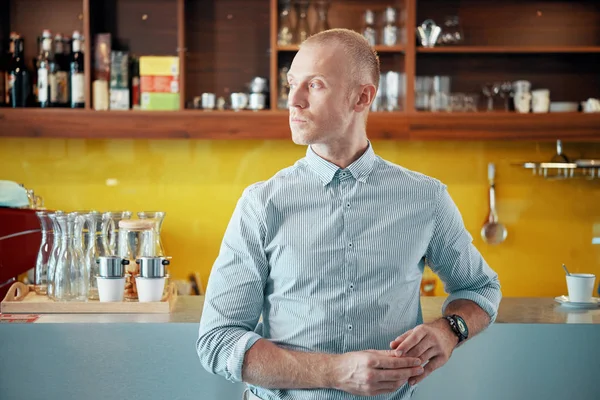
[46,210,64,299]
[53,212,87,301]
[34,211,53,295]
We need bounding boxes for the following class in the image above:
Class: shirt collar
[305,141,377,185]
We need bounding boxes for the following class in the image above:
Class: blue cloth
[197,142,502,400]
[0,180,29,208]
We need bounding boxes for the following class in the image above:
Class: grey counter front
[1,297,598,400]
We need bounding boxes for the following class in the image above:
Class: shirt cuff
[226,331,263,383]
[442,289,500,324]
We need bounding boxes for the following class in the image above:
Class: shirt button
[348,325,353,330]
[348,243,353,248]
[349,284,354,289]
[346,203,351,208]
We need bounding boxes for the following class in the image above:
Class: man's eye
[287,83,295,90]
[310,82,322,89]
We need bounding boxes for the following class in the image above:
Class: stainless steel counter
[27,295,600,324]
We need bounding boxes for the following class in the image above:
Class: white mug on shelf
[532,89,550,113]
[513,80,532,95]
[514,91,532,113]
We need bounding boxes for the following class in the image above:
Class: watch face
[456,317,468,336]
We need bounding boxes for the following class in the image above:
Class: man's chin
[290,128,313,145]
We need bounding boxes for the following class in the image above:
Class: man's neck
[310,137,369,169]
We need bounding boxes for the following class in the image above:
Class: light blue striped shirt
[197,142,502,400]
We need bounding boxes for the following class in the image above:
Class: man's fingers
[389,330,412,349]
[416,347,438,365]
[364,349,404,358]
[395,328,426,355]
[409,356,445,386]
[374,366,425,382]
[404,339,432,359]
[368,353,422,369]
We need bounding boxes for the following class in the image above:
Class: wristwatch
[444,314,468,344]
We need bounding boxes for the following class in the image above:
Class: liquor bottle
[0,38,6,107]
[8,37,32,107]
[70,31,85,108]
[37,29,53,108]
[4,32,18,105]
[32,36,42,106]
[51,33,69,107]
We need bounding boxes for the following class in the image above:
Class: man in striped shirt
[197,29,502,400]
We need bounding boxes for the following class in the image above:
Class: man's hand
[389,319,458,386]
[329,349,425,396]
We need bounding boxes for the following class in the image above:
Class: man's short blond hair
[301,28,380,90]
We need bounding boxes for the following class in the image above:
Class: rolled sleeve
[197,185,269,382]
[426,184,502,323]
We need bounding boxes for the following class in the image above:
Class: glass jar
[382,7,399,46]
[34,211,53,295]
[118,219,157,301]
[53,213,87,301]
[277,0,294,46]
[440,16,464,45]
[137,211,166,257]
[362,9,377,46]
[313,0,331,34]
[101,211,132,256]
[293,0,311,44]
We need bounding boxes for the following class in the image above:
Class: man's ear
[354,84,377,112]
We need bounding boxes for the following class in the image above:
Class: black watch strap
[445,314,468,343]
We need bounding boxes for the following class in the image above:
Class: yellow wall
[2,137,600,297]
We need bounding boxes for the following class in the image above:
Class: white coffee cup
[513,80,531,94]
[532,89,550,113]
[514,92,531,113]
[566,273,596,303]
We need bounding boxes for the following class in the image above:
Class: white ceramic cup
[96,276,126,302]
[532,89,550,113]
[566,273,596,303]
[514,92,532,113]
[136,276,166,302]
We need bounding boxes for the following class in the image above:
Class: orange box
[140,75,179,93]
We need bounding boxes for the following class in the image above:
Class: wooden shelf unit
[0,0,599,140]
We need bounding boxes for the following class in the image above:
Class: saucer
[554,295,600,309]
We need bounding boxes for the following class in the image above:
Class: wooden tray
[1,282,178,314]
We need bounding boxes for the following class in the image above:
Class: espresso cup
[566,273,596,303]
[231,93,248,111]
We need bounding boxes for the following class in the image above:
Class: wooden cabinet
[1,0,599,140]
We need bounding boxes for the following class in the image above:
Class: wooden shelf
[276,45,405,53]
[417,46,600,54]
[2,108,600,141]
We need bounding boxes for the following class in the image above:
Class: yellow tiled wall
[2,137,600,297]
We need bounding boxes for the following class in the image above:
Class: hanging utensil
[481,162,507,245]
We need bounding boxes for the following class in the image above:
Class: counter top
[10,296,599,324]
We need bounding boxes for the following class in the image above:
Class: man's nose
[288,86,308,109]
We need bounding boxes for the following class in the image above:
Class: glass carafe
[313,0,331,33]
[293,0,311,44]
[82,211,108,300]
[137,211,166,256]
[46,210,64,299]
[53,213,87,301]
[277,0,294,46]
[34,211,52,294]
[101,211,132,256]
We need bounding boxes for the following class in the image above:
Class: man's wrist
[436,317,460,347]
[322,353,342,389]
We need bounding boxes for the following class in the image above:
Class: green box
[141,92,179,111]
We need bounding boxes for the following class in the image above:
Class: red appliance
[0,208,42,301]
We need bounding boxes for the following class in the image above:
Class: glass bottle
[313,0,331,34]
[440,16,464,45]
[382,7,399,46]
[101,211,132,256]
[53,213,87,301]
[293,0,311,44]
[137,211,166,256]
[8,36,32,108]
[37,29,53,108]
[46,211,64,299]
[80,211,107,300]
[34,211,53,295]
[277,0,294,46]
[362,10,377,46]
[70,31,85,108]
